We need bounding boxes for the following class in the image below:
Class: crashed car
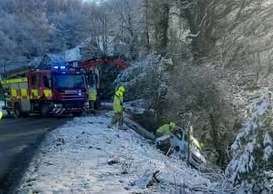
[156,128,206,168]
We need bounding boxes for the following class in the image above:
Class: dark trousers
[89,101,95,114]
[110,112,123,128]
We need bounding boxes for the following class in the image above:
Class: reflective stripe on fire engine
[51,108,65,115]
[1,77,27,85]
[31,89,39,98]
[20,89,28,98]
[11,88,17,97]
[44,89,52,98]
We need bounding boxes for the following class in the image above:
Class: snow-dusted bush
[225,93,273,193]
[115,54,165,102]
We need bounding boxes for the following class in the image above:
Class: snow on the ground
[17,113,217,194]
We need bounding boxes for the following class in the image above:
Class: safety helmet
[118,86,126,93]
[169,122,176,129]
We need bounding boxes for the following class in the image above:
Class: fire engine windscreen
[53,75,85,89]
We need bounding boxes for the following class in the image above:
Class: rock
[124,186,130,190]
[131,170,160,189]
[121,170,128,175]
[56,137,65,146]
[107,158,119,165]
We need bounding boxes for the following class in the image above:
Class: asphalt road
[0,117,68,193]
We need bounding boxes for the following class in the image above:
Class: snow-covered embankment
[17,113,218,193]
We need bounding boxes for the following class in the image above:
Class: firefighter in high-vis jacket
[155,122,203,157]
[156,122,177,137]
[88,86,97,113]
[109,86,126,129]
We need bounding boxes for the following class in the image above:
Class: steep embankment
[126,0,273,167]
[116,2,273,192]
[165,1,273,192]
[16,113,224,194]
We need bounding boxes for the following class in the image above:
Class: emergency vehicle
[1,64,88,117]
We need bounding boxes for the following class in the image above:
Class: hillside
[2,0,273,193]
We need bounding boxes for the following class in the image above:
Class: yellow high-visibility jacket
[113,95,123,113]
[89,88,97,101]
[156,124,173,136]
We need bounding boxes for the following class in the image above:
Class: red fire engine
[1,65,88,117]
[1,54,128,117]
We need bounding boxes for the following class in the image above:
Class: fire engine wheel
[14,103,22,118]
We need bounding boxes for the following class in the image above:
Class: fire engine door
[41,73,52,99]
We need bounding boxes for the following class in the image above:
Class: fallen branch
[147,170,160,187]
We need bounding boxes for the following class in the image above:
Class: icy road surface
[17,113,215,194]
